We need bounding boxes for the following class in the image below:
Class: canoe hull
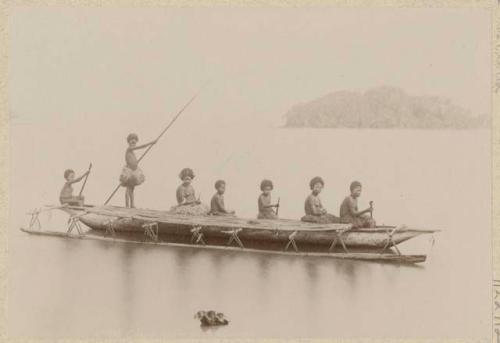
[65,208,431,249]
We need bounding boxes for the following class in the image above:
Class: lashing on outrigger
[20,85,438,264]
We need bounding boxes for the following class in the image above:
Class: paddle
[275,197,280,216]
[78,163,92,197]
[103,82,209,205]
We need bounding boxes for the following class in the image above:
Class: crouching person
[301,176,340,224]
[59,168,90,206]
[339,181,376,228]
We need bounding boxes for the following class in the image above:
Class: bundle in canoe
[58,204,436,251]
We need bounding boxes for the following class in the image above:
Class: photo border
[0,1,496,342]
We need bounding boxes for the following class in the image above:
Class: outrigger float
[20,204,438,264]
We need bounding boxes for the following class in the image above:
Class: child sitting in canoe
[339,181,376,228]
[209,180,235,216]
[120,133,157,208]
[170,168,209,215]
[60,168,90,206]
[176,168,199,205]
[301,176,340,224]
[257,179,279,219]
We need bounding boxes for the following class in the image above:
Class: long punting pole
[103,83,208,205]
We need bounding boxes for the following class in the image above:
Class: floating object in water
[194,310,229,326]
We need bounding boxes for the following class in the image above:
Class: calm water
[8,127,492,339]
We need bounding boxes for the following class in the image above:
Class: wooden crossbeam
[28,210,42,230]
[104,220,116,237]
[381,227,401,255]
[142,222,159,242]
[67,216,84,235]
[222,228,244,248]
[329,228,350,253]
[284,231,298,252]
[190,226,206,245]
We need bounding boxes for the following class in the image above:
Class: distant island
[284,86,489,129]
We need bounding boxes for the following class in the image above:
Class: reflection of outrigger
[21,204,438,264]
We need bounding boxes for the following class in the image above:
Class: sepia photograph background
[6,6,492,339]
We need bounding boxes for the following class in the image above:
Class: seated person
[170,168,209,215]
[176,168,200,205]
[257,179,279,219]
[209,180,235,216]
[301,176,340,224]
[339,181,376,228]
[59,168,90,206]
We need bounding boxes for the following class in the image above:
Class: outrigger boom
[20,204,438,264]
[20,227,427,264]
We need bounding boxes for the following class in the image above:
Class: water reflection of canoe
[59,205,436,250]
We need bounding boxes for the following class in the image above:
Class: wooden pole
[78,163,92,197]
[103,83,208,205]
[369,201,373,218]
[137,84,206,163]
[275,197,280,216]
[103,184,122,206]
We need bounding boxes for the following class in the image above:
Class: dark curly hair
[214,180,226,189]
[350,181,362,192]
[260,179,273,191]
[127,133,139,143]
[309,176,324,190]
[179,168,195,180]
[64,169,75,179]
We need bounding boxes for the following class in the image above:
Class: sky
[7,6,492,209]
[8,6,491,130]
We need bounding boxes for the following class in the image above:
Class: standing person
[120,133,157,208]
[60,168,90,206]
[301,176,340,224]
[339,181,376,228]
[257,179,279,219]
[209,180,235,216]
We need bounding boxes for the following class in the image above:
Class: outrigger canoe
[21,204,437,264]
